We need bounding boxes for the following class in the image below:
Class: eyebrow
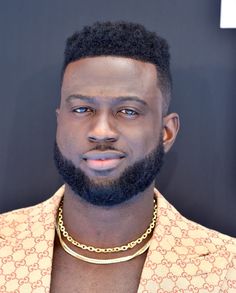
[66,95,96,103]
[66,94,148,106]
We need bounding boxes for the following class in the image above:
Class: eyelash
[72,107,139,118]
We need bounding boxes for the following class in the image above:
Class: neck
[61,183,155,249]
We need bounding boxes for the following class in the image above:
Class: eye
[119,109,138,117]
[72,107,93,114]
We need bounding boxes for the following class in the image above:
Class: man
[0,21,236,293]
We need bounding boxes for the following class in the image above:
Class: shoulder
[0,187,64,291]
[0,186,64,240]
[155,189,236,253]
[1,201,45,227]
[174,204,236,255]
[174,207,236,255]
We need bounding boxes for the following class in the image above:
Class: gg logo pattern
[0,189,62,293]
[1,186,236,292]
[138,193,236,292]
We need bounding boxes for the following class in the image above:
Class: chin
[86,170,122,183]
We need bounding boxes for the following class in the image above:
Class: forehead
[61,56,161,99]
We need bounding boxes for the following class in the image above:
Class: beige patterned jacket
[1,186,236,292]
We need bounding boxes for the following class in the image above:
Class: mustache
[89,144,124,153]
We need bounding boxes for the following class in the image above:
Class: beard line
[54,140,164,206]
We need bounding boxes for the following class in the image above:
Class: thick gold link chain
[57,197,157,253]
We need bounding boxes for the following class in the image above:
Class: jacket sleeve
[220,255,236,292]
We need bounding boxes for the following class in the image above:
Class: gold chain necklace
[57,196,157,253]
[56,223,151,265]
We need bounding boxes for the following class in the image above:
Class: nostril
[105,137,117,142]
[88,135,118,143]
[88,136,97,142]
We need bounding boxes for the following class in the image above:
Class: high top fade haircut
[62,21,172,114]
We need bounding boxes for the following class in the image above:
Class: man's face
[56,56,178,205]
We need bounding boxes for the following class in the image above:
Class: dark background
[0,0,235,236]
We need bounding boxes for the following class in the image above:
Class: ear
[55,108,60,124]
[162,113,180,153]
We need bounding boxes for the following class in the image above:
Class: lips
[82,150,126,171]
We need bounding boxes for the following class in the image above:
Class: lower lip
[85,158,123,171]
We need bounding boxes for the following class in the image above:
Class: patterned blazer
[1,186,236,292]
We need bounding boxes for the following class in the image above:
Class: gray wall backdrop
[0,0,235,237]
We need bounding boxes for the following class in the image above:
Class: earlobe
[162,113,180,153]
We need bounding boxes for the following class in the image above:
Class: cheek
[56,128,73,158]
[124,124,160,157]
[56,119,85,159]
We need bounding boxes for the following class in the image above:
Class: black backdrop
[0,0,235,237]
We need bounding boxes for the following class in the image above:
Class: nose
[87,113,119,143]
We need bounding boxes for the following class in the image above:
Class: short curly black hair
[62,21,172,114]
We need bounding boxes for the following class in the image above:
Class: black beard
[54,141,164,206]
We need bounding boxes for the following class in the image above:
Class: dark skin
[50,56,179,292]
